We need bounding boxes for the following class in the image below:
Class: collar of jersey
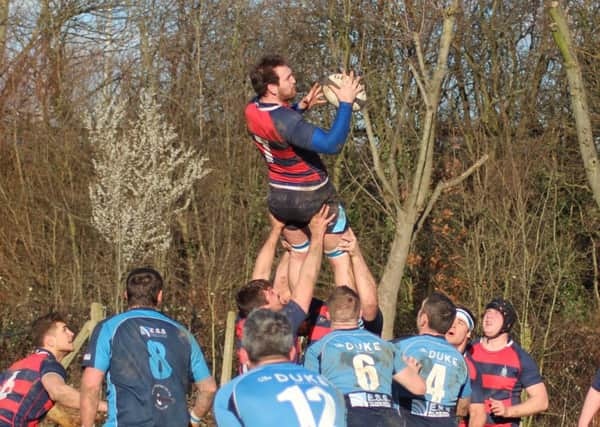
[421,333,447,341]
[34,347,53,357]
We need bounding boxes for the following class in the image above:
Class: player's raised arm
[252,213,285,281]
[579,384,600,427]
[392,355,426,396]
[336,228,378,320]
[295,82,326,111]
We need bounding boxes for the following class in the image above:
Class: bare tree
[357,0,487,337]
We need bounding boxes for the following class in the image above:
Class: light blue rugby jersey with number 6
[214,362,347,427]
[303,328,406,398]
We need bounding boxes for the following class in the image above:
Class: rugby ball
[322,73,367,111]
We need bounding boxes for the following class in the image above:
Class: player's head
[32,312,74,355]
[417,291,456,335]
[445,305,476,350]
[236,279,283,317]
[327,286,360,324]
[242,309,294,364]
[483,298,516,338]
[125,267,163,308]
[250,54,296,101]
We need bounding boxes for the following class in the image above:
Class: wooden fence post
[220,310,237,386]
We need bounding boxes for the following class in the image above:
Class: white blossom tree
[87,89,210,310]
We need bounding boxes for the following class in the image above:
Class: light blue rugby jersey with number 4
[214,362,347,427]
[392,334,470,417]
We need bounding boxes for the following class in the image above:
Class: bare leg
[282,227,310,292]
[284,227,356,290]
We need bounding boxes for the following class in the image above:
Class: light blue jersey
[392,334,470,423]
[304,328,404,409]
[214,362,346,427]
[83,308,211,427]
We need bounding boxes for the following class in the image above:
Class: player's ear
[157,290,163,305]
[239,348,252,369]
[267,82,279,97]
[418,312,428,329]
[44,332,56,349]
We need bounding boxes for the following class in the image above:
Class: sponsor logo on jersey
[140,326,168,338]
[152,384,175,410]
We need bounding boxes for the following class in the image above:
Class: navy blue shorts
[268,181,349,234]
[347,407,405,427]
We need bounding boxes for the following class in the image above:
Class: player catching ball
[245,54,362,290]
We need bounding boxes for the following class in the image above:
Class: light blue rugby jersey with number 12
[214,362,347,427]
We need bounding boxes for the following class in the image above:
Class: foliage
[87,89,210,270]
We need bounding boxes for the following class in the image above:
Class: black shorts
[347,407,405,427]
[268,181,349,234]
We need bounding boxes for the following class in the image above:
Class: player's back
[227,362,346,427]
[304,329,396,397]
[393,334,469,424]
[84,309,206,427]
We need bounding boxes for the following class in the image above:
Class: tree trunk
[376,1,460,338]
[0,0,8,66]
[378,215,416,339]
[548,2,600,210]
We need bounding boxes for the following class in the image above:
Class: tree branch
[413,154,489,240]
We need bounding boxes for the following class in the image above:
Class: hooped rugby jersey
[466,339,543,427]
[245,100,329,190]
[0,349,66,427]
[235,300,308,374]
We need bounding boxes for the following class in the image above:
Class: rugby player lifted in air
[245,54,362,290]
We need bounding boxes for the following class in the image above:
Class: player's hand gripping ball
[322,73,367,111]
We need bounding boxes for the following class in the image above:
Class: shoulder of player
[507,340,540,367]
[104,310,192,341]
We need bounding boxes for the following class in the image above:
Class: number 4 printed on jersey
[425,364,447,403]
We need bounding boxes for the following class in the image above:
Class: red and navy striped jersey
[234,301,308,374]
[245,100,329,190]
[0,349,66,427]
[467,339,543,427]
